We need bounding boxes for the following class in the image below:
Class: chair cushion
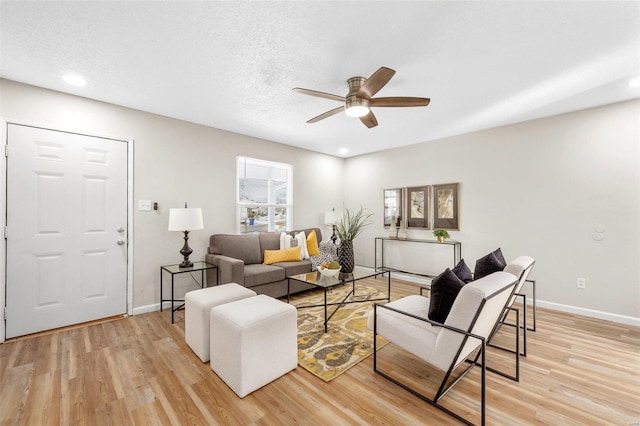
[452,259,473,283]
[474,248,507,280]
[428,268,467,323]
[368,295,440,363]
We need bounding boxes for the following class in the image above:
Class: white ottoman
[185,283,257,362]
[209,294,297,398]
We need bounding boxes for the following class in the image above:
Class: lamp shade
[168,208,204,231]
[324,210,338,225]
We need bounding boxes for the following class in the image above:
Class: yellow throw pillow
[306,230,320,256]
[263,246,302,265]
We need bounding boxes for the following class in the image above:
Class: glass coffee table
[287,269,391,333]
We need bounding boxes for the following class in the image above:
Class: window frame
[236,156,293,233]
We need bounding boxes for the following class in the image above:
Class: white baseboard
[133,301,173,316]
[358,266,640,327]
[534,299,640,327]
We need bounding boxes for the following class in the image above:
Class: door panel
[6,124,128,338]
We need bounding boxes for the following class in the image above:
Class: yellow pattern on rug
[291,283,400,382]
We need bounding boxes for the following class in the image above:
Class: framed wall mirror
[383,188,403,227]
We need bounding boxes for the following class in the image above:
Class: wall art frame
[433,183,459,230]
[406,185,430,229]
[383,188,403,227]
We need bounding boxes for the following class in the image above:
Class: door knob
[117,239,125,246]
[117,227,125,233]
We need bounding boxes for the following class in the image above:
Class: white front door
[5,124,128,338]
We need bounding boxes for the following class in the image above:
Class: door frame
[0,119,135,343]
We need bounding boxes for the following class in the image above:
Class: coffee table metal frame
[287,269,391,333]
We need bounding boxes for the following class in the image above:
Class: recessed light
[338,148,349,155]
[629,77,640,88]
[63,74,87,86]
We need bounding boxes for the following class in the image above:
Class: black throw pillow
[428,268,466,323]
[452,259,474,283]
[493,247,507,266]
[474,248,507,280]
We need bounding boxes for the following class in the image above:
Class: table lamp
[168,203,204,268]
[324,208,339,244]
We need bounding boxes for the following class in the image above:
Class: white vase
[389,215,397,238]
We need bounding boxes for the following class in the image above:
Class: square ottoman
[185,283,257,362]
[209,294,297,398]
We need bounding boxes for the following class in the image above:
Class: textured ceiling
[1,1,639,158]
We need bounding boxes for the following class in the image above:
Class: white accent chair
[185,283,257,362]
[209,294,297,398]
[369,271,518,426]
[493,256,536,358]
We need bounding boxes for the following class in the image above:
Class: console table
[374,237,462,279]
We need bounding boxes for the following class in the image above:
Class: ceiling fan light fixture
[345,96,370,117]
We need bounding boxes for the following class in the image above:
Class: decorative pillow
[452,259,474,283]
[493,247,506,266]
[474,248,507,280]
[279,232,293,249]
[263,246,302,265]
[294,231,309,259]
[306,230,320,256]
[310,241,338,271]
[428,268,467,323]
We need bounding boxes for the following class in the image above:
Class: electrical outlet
[577,278,586,289]
[138,200,152,211]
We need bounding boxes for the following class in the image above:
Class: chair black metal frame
[372,278,518,426]
[489,259,535,358]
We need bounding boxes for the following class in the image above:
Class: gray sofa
[205,228,323,298]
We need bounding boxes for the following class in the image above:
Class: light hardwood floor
[1,278,638,425]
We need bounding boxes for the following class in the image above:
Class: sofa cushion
[263,246,302,265]
[211,234,262,265]
[259,232,282,254]
[243,264,286,288]
[474,248,507,280]
[428,268,467,323]
[272,260,312,277]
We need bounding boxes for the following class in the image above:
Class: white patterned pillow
[310,241,338,271]
[294,231,309,259]
[280,232,293,249]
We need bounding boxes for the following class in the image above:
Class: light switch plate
[138,200,152,211]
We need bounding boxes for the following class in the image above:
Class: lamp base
[179,260,194,268]
[178,230,194,268]
[331,224,338,245]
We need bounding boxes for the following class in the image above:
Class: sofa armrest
[205,253,245,285]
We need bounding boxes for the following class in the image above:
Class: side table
[160,261,218,323]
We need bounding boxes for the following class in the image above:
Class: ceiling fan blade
[307,106,344,123]
[357,67,396,99]
[359,111,378,128]
[293,87,345,102]
[369,97,431,107]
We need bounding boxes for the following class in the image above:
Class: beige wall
[1,78,638,332]
[0,79,344,315]
[344,99,640,321]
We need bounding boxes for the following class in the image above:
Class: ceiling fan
[293,66,430,128]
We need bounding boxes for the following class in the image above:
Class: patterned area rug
[291,283,399,382]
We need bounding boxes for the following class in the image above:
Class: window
[237,156,292,233]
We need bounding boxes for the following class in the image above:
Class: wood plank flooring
[1,278,639,425]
